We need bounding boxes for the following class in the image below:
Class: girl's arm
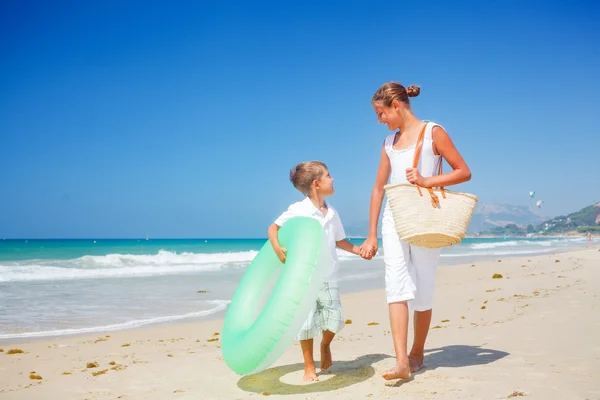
[361,144,391,256]
[409,126,471,188]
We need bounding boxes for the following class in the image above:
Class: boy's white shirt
[274,197,346,285]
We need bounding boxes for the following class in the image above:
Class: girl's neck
[398,112,421,133]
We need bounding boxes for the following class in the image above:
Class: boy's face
[316,170,335,196]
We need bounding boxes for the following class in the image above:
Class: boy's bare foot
[320,342,333,371]
[381,363,411,380]
[303,367,319,382]
[408,353,424,372]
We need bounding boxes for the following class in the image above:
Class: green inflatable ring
[222,217,331,375]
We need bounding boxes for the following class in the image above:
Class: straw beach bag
[384,124,478,248]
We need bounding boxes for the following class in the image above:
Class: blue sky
[1,0,599,238]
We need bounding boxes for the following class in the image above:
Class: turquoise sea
[0,237,593,342]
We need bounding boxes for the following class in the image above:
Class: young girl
[359,82,472,380]
[268,161,368,382]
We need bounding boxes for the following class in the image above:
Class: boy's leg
[300,339,318,381]
[408,246,440,372]
[320,329,335,371]
[318,283,344,371]
[296,299,322,382]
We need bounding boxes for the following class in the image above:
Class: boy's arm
[268,223,287,263]
[268,223,281,249]
[270,203,298,263]
[333,211,362,256]
[336,239,360,256]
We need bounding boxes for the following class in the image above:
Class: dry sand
[1,246,599,399]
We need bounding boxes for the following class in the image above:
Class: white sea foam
[0,300,230,340]
[79,249,257,266]
[0,250,258,282]
[441,248,556,258]
[469,240,555,250]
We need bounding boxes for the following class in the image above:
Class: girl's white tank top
[384,121,443,211]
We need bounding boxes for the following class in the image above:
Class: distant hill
[468,203,547,234]
[481,202,600,236]
[536,202,600,234]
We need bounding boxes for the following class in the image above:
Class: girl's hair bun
[406,85,420,98]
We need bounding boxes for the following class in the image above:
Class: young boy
[267,161,370,382]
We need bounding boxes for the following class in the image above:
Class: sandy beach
[1,246,599,400]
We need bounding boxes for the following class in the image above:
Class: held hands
[405,167,428,187]
[359,237,379,261]
[359,250,375,260]
[357,248,374,260]
[274,246,287,263]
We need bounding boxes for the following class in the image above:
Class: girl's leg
[408,246,440,372]
[381,213,415,380]
[409,309,432,372]
[383,301,411,380]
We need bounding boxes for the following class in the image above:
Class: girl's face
[372,101,402,131]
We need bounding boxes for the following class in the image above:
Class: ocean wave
[469,240,555,250]
[0,300,230,340]
[0,264,229,282]
[78,249,258,266]
[442,248,556,257]
[0,248,382,282]
[0,250,258,282]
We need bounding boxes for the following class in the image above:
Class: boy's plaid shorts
[296,282,344,341]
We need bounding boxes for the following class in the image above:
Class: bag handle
[411,122,446,208]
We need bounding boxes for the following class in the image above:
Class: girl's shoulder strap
[424,121,445,140]
[384,133,396,151]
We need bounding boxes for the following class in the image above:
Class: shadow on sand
[237,353,390,395]
[388,344,510,387]
[423,344,509,369]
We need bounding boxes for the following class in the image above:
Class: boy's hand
[275,247,287,263]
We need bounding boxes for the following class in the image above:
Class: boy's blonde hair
[289,161,328,196]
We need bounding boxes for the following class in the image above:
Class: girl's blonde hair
[289,161,328,195]
[372,82,420,107]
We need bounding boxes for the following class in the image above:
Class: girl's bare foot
[408,353,424,372]
[381,363,411,380]
[303,367,319,382]
[320,342,332,371]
